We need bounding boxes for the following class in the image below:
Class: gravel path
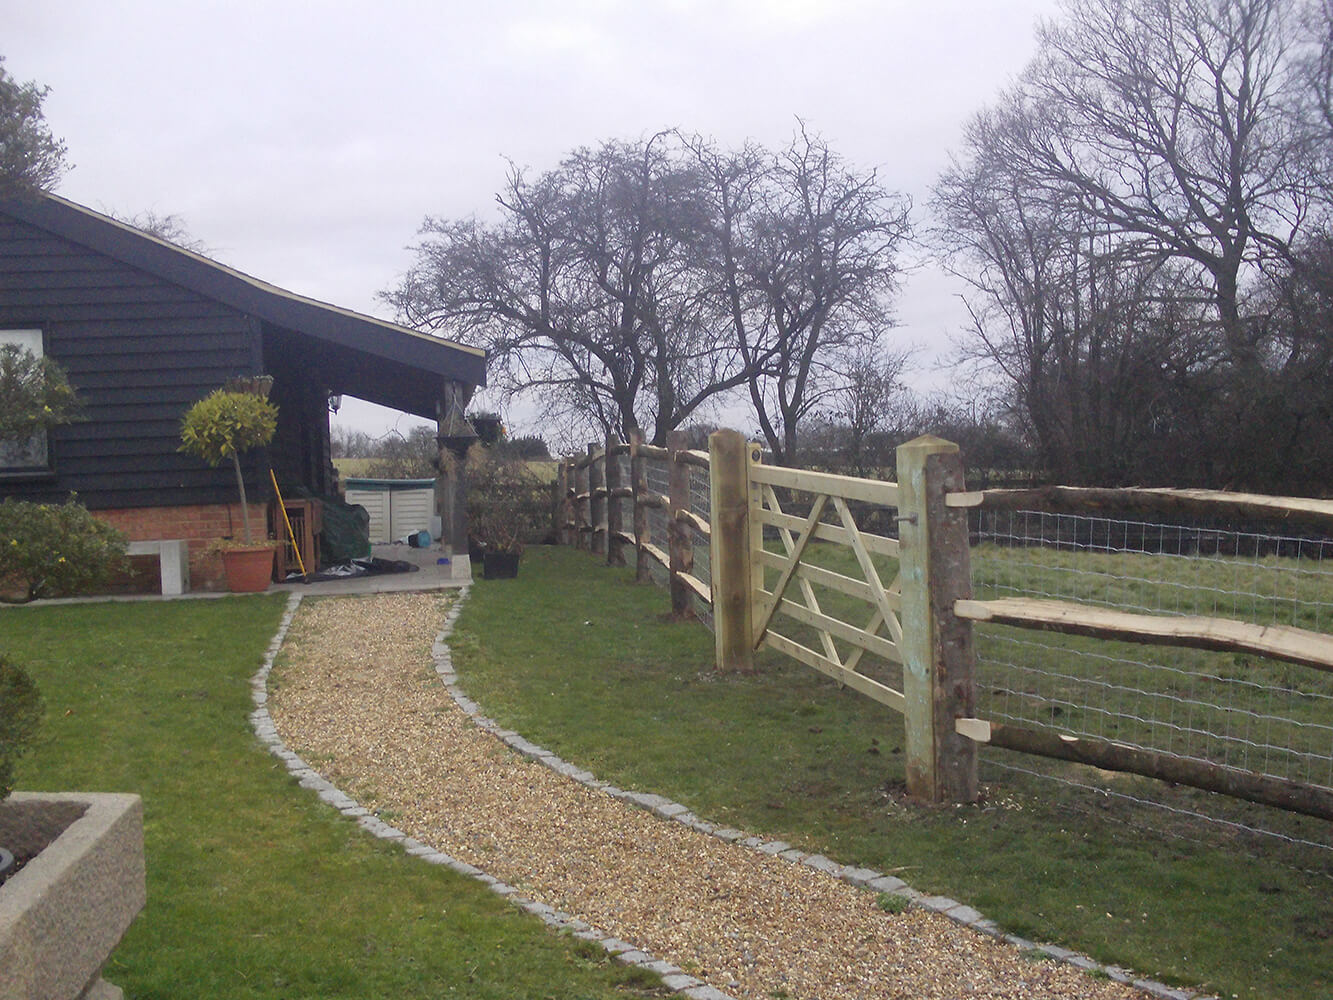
[267,590,1148,1000]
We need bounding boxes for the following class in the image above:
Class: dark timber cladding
[0,193,485,511]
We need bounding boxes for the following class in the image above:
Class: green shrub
[0,344,81,441]
[0,498,129,602]
[0,657,42,799]
[466,450,551,555]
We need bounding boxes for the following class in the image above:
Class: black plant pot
[468,539,486,564]
[482,551,521,579]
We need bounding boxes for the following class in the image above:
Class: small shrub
[875,892,910,914]
[0,344,81,441]
[466,450,551,556]
[0,497,129,602]
[0,657,42,799]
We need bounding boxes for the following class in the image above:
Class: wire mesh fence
[643,454,673,590]
[971,508,1333,870]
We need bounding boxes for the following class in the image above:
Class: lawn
[453,546,1333,1000]
[3,595,665,1000]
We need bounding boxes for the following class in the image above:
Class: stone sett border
[250,589,1212,1000]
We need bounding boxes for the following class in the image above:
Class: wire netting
[643,455,673,590]
[971,508,1333,867]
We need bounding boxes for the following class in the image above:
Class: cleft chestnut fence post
[605,435,626,567]
[667,430,694,618]
[896,435,978,804]
[708,429,755,673]
[589,442,607,558]
[630,431,651,583]
[573,450,590,551]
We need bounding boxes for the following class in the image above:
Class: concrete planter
[0,792,146,1000]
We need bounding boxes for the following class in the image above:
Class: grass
[453,546,1333,1000]
[3,595,665,1000]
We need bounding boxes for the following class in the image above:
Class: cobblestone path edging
[250,589,1208,1000]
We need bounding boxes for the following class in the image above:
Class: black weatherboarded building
[0,192,484,587]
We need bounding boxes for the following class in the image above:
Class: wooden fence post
[896,435,978,804]
[590,442,607,558]
[668,430,694,617]
[574,452,590,551]
[630,430,650,582]
[709,429,754,672]
[606,437,626,566]
[550,475,562,546]
[561,457,576,547]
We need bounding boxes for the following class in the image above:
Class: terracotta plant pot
[220,544,276,592]
[482,551,521,579]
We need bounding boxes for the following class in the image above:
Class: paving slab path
[264,589,1162,1000]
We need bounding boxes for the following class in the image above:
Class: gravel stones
[264,591,1154,1000]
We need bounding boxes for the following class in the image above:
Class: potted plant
[179,384,279,592]
[0,656,145,1000]
[466,448,550,579]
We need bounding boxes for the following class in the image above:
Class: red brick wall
[94,503,262,592]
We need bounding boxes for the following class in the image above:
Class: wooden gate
[708,430,979,803]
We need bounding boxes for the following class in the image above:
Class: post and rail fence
[553,430,1333,828]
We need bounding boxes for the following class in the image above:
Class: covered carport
[260,310,486,560]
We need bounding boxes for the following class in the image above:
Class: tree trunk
[230,451,251,544]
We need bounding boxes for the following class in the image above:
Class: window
[0,328,54,475]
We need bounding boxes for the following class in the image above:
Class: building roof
[0,192,486,402]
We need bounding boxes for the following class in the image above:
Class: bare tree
[691,124,911,465]
[107,208,210,254]
[933,0,1333,489]
[1303,0,1333,137]
[389,129,909,459]
[976,0,1316,366]
[934,131,1222,485]
[387,135,746,446]
[823,337,911,476]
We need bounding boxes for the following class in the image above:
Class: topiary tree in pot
[179,386,279,591]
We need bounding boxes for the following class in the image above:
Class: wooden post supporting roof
[896,435,978,804]
[435,379,475,560]
[709,429,755,673]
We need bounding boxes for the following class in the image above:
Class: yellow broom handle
[269,470,307,577]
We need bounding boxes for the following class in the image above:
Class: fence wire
[971,508,1333,862]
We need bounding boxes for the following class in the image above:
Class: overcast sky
[6,0,1057,440]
